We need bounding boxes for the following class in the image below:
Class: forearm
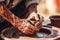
[0,4,21,27]
[0,3,43,34]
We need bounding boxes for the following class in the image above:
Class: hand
[28,13,44,29]
[17,19,39,34]
[0,5,4,15]
[17,15,44,34]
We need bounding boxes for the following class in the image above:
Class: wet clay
[1,26,58,38]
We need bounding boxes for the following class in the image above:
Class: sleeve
[0,0,4,2]
[25,0,40,8]
[11,0,22,8]
[5,0,22,9]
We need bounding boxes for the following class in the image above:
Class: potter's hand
[27,3,41,21]
[0,4,43,34]
[25,13,44,34]
[16,19,43,34]
[27,12,41,21]
[27,13,44,30]
[0,4,39,34]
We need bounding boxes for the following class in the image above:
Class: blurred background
[37,0,60,25]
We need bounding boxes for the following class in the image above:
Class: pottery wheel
[0,26,60,40]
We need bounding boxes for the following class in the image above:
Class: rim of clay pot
[1,27,22,39]
[38,27,54,37]
[1,26,55,39]
[49,15,60,20]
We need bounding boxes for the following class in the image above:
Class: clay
[1,26,58,38]
[50,15,60,28]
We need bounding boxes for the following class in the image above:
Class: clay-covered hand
[17,15,44,34]
[15,19,39,34]
[0,4,44,34]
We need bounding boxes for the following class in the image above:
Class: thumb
[0,5,4,15]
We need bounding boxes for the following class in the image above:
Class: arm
[0,3,43,34]
[25,0,40,20]
[0,3,21,26]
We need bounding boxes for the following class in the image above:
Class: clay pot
[49,15,60,28]
[1,26,58,40]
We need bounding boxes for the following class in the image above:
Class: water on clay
[36,32,48,38]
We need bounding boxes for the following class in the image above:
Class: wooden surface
[2,26,60,40]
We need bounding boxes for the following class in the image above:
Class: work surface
[1,26,60,40]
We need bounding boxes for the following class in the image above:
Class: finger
[37,23,42,29]
[35,22,43,31]
[35,15,44,26]
[27,12,35,20]
[0,5,4,14]
[23,26,35,34]
[35,22,40,29]
[35,21,41,27]
[39,15,44,22]
[27,12,39,21]
[35,13,40,21]
[23,30,33,34]
[37,14,44,22]
[35,18,43,28]
[27,20,35,26]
